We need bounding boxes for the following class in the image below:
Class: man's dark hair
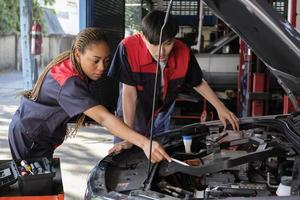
[141,10,178,45]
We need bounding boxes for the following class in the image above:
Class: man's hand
[217,105,239,131]
[193,81,239,131]
[141,140,171,163]
[108,141,133,154]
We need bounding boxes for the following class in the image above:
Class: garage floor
[0,70,114,200]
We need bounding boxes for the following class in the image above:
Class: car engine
[86,116,300,199]
[151,120,300,199]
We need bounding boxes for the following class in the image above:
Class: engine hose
[278,160,293,177]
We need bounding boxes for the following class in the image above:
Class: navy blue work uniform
[108,34,203,143]
[8,58,98,159]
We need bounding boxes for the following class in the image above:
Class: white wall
[0,33,18,70]
[41,0,79,35]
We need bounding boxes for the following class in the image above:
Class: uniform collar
[137,34,178,71]
[137,34,156,67]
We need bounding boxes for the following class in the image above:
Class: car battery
[0,158,64,199]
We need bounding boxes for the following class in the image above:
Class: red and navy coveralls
[8,58,98,159]
[108,34,203,143]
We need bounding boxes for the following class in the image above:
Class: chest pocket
[19,97,62,138]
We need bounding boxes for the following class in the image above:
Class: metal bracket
[277,77,300,112]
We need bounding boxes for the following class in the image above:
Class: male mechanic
[108,10,239,151]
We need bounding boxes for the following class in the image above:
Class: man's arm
[107,83,137,154]
[122,83,137,128]
[193,79,239,130]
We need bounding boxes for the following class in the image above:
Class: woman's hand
[108,141,133,154]
[217,105,239,131]
[140,140,171,163]
[109,139,171,163]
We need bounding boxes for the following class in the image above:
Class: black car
[85,0,300,199]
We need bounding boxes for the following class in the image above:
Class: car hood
[203,0,300,99]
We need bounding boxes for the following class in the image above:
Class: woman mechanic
[8,27,171,163]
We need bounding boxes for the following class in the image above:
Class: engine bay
[86,116,300,199]
[151,121,300,199]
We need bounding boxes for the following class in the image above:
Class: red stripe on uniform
[122,34,155,73]
[137,85,144,91]
[50,58,81,86]
[167,41,190,80]
[122,34,190,79]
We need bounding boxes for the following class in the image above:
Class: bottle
[182,135,192,153]
[276,176,292,196]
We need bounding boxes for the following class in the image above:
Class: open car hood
[85,1,300,199]
[203,0,300,105]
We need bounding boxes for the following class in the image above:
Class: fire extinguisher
[31,21,42,55]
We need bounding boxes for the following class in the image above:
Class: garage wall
[86,0,125,112]
[42,34,75,67]
[0,33,18,70]
[90,0,125,51]
[0,33,74,71]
